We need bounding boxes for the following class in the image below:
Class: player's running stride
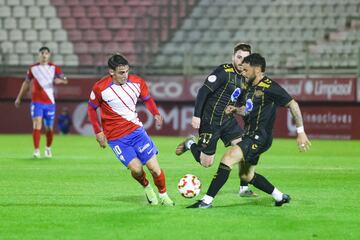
[87,53,174,206]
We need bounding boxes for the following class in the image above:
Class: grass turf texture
[0,134,359,240]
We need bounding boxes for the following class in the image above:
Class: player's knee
[200,155,214,168]
[128,160,143,174]
[130,168,143,177]
[33,120,42,129]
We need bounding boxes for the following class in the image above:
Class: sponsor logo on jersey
[139,143,150,153]
[230,88,241,102]
[245,99,254,113]
[207,75,217,83]
[258,81,271,88]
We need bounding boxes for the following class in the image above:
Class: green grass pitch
[0,134,359,239]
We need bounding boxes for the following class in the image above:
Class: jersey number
[113,145,122,155]
[199,133,212,145]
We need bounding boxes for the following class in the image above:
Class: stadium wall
[1,76,359,139]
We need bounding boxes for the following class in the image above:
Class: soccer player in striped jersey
[87,54,174,206]
[15,46,68,158]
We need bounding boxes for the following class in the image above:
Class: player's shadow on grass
[216,197,274,208]
[106,195,144,204]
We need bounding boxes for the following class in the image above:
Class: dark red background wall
[1,76,359,139]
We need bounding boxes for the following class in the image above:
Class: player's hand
[296,132,311,152]
[225,105,237,115]
[191,116,201,129]
[225,106,245,116]
[14,98,21,108]
[96,132,107,148]
[237,106,246,116]
[154,114,163,129]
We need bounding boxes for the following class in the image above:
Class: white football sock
[240,186,249,193]
[159,192,168,198]
[271,188,283,202]
[202,195,213,204]
[185,140,195,149]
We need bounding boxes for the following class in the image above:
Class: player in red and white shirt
[87,54,174,206]
[15,46,68,158]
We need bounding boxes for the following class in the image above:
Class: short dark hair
[39,46,50,52]
[243,53,266,72]
[108,54,129,70]
[233,43,251,54]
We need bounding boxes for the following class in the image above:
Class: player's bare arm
[154,114,163,128]
[54,76,68,85]
[14,80,31,108]
[191,116,201,129]
[287,99,311,152]
[225,105,245,116]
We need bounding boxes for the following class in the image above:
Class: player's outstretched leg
[248,172,290,207]
[151,170,174,206]
[146,156,174,206]
[131,168,158,205]
[187,163,232,208]
[175,135,196,156]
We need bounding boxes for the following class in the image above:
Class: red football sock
[46,129,54,147]
[32,129,41,149]
[152,169,166,193]
[131,171,149,187]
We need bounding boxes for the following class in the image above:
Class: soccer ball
[177,174,201,198]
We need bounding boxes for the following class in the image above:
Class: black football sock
[206,163,231,198]
[249,173,275,194]
[240,179,248,186]
[190,143,201,163]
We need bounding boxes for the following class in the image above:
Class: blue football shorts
[107,127,158,167]
[30,102,56,127]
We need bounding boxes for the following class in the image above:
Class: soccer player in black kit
[187,53,311,208]
[176,43,256,197]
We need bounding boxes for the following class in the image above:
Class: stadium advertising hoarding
[274,107,360,139]
[1,76,359,138]
[1,76,357,102]
[276,77,356,102]
[146,76,358,102]
[1,101,360,139]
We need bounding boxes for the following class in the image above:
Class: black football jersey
[201,63,248,126]
[241,77,293,142]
